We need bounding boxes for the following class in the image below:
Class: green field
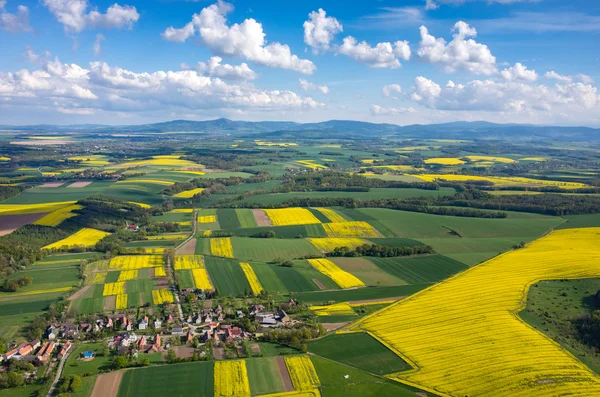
[556,214,600,229]
[250,263,288,294]
[246,357,285,395]
[216,209,242,229]
[230,237,322,261]
[235,209,259,228]
[4,266,79,294]
[151,211,191,223]
[309,332,410,375]
[63,342,114,376]
[176,269,195,289]
[367,255,468,284]
[117,361,214,397]
[218,224,326,238]
[331,257,406,286]
[205,256,251,296]
[1,181,115,204]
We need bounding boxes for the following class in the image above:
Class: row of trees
[326,243,434,258]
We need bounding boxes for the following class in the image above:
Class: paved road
[46,349,71,397]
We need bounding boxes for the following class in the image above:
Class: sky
[0,0,599,126]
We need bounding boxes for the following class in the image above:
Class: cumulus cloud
[418,21,496,75]
[371,105,416,115]
[545,71,594,85]
[0,57,323,116]
[194,56,257,80]
[337,37,411,69]
[409,75,599,114]
[161,1,315,74]
[43,0,139,33]
[500,62,537,82]
[299,79,329,94]
[0,2,32,33]
[382,84,402,97]
[93,34,105,56]
[303,8,343,53]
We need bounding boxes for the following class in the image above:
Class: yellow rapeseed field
[34,204,83,227]
[115,294,128,309]
[154,267,167,277]
[239,262,263,295]
[0,156,11,161]
[423,157,465,165]
[197,215,217,223]
[109,255,162,270]
[296,160,327,170]
[308,238,368,252]
[192,269,213,290]
[108,158,200,168]
[0,201,76,215]
[210,238,234,258]
[127,201,151,208]
[147,234,188,240]
[285,356,320,391]
[170,209,193,213]
[413,174,588,189]
[322,221,379,238]
[174,255,204,270]
[117,270,138,282]
[351,227,600,397]
[173,188,205,198]
[214,360,251,397]
[264,208,321,226]
[310,302,355,316]
[259,392,321,397]
[151,288,174,305]
[103,282,126,296]
[520,157,547,161]
[116,179,175,186]
[92,272,107,284]
[368,165,415,171]
[142,247,165,254]
[203,230,213,237]
[43,228,110,250]
[313,208,346,223]
[307,258,365,289]
[4,286,72,297]
[464,155,516,163]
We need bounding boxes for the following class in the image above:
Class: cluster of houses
[2,339,71,365]
[108,333,162,354]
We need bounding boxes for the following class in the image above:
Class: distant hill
[1,119,598,141]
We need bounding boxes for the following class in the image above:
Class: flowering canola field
[308,258,365,289]
[414,174,588,189]
[308,238,368,252]
[43,228,110,250]
[239,262,263,295]
[210,238,234,258]
[284,356,320,391]
[103,282,125,296]
[174,255,204,269]
[310,302,355,316]
[154,267,166,277]
[33,204,83,226]
[115,294,128,309]
[109,255,163,270]
[264,208,321,226]
[173,188,205,198]
[313,207,346,223]
[214,360,251,397]
[197,215,217,223]
[117,270,138,282]
[151,288,174,305]
[351,228,600,397]
[322,221,379,238]
[423,157,465,165]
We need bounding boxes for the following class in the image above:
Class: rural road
[46,349,71,397]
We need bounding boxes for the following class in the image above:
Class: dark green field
[230,237,322,262]
[246,357,285,395]
[216,208,242,229]
[176,270,195,289]
[250,263,289,294]
[205,256,251,296]
[309,332,410,375]
[1,181,115,204]
[217,224,326,238]
[368,255,468,284]
[269,264,322,292]
[556,214,600,229]
[117,361,214,397]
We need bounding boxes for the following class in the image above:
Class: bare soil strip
[176,238,197,255]
[39,182,66,188]
[276,356,294,392]
[312,278,326,290]
[67,181,93,188]
[0,213,47,236]
[251,344,261,354]
[90,370,124,397]
[253,209,272,226]
[103,295,116,311]
[173,346,194,359]
[348,296,405,305]
[148,267,156,278]
[213,347,224,359]
[322,322,351,331]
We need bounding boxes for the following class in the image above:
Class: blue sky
[0,0,599,126]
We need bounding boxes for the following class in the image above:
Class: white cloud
[425,0,439,10]
[418,21,496,75]
[161,1,315,74]
[371,105,416,115]
[337,37,411,69]
[195,56,257,80]
[303,8,343,53]
[93,34,105,56]
[500,63,537,82]
[382,84,402,97]
[161,22,194,42]
[0,58,323,117]
[24,47,39,64]
[410,75,599,114]
[299,79,329,94]
[43,0,139,33]
[0,2,32,33]
[576,74,594,85]
[545,71,572,83]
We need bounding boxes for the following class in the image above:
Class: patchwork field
[351,227,600,397]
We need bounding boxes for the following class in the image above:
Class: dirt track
[90,371,124,397]
[276,356,294,392]
[176,238,197,254]
[253,209,272,226]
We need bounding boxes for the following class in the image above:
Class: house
[155,334,161,347]
[193,314,202,324]
[167,314,174,324]
[30,340,41,350]
[236,310,244,318]
[138,320,148,330]
[186,315,192,323]
[37,342,55,363]
[186,331,193,344]
[107,318,113,328]
[127,224,139,231]
[58,341,72,358]
[171,327,184,335]
[82,351,94,359]
[154,320,162,329]
[4,342,28,360]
